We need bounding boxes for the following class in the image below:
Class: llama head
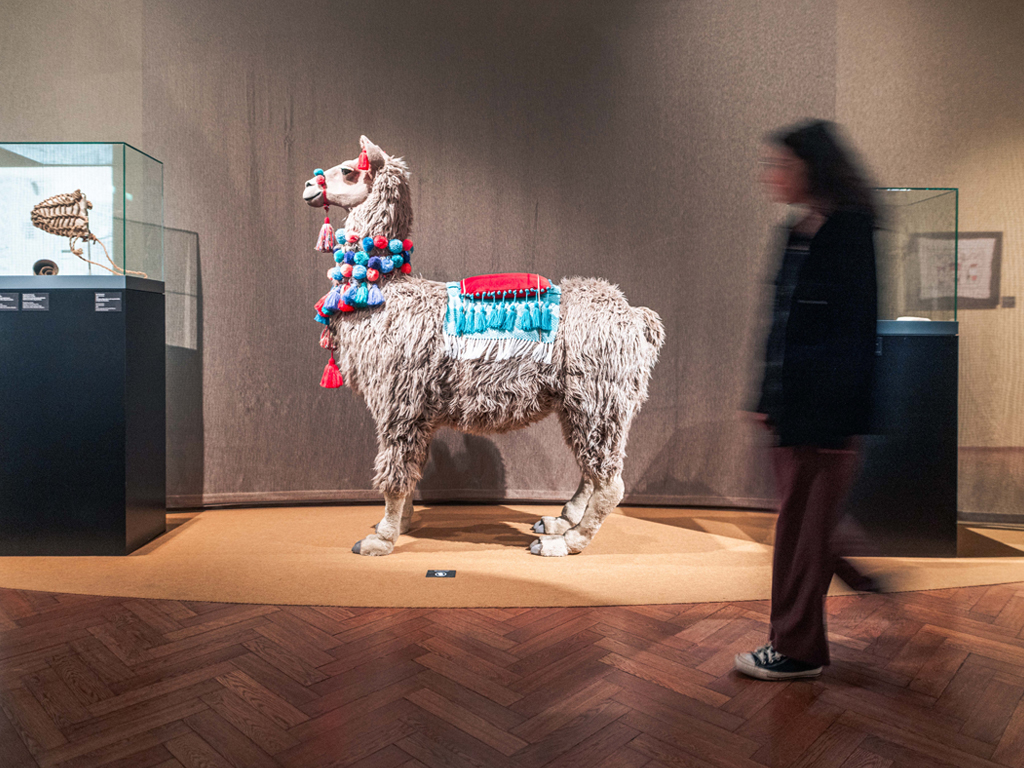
[303,135,413,241]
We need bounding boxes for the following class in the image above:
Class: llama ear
[359,135,388,169]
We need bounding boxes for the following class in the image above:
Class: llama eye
[341,168,352,176]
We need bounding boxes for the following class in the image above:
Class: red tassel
[357,147,370,171]
[320,355,344,388]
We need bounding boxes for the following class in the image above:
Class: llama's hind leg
[530,474,623,557]
[399,494,414,534]
[533,475,594,535]
[353,491,409,556]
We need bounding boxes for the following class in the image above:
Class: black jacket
[758,208,877,447]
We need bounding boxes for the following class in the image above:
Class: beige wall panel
[837,0,1024,447]
[0,1,144,142]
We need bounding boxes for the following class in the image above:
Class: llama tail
[635,306,665,352]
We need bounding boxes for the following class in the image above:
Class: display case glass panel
[875,188,958,321]
[0,142,163,281]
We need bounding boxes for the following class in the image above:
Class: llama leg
[530,474,623,557]
[533,475,594,535]
[399,494,414,534]
[354,424,433,556]
[353,491,408,556]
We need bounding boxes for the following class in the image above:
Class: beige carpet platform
[2,505,1024,608]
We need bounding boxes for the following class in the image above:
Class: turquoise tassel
[514,304,526,332]
[491,302,505,329]
[355,282,369,307]
[541,303,553,332]
[525,302,538,332]
[456,303,467,335]
[474,304,486,333]
[503,303,517,332]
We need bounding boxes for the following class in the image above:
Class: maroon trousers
[769,442,865,667]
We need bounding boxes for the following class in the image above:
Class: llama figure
[302,136,665,557]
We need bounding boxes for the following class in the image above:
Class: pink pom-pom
[340,263,353,278]
[373,236,388,250]
[402,239,413,251]
[347,233,359,243]
[366,268,380,282]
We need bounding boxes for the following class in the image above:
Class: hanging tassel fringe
[367,284,384,307]
[320,355,344,388]
[315,218,335,252]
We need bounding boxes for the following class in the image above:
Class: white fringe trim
[444,334,554,364]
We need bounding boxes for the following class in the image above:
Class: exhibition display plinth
[0,276,166,555]
[845,320,959,557]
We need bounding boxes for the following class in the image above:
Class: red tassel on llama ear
[320,355,344,388]
[357,147,370,172]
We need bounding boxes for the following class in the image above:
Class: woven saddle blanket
[443,273,561,363]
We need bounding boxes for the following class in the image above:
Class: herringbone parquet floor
[2,582,1024,768]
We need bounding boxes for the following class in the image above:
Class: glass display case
[875,187,958,321]
[0,142,163,282]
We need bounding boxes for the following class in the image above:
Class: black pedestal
[845,321,959,557]
[0,276,166,555]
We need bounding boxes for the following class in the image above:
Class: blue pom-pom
[329,268,344,281]
[336,230,346,245]
[362,237,374,251]
[388,239,403,254]
[354,251,368,266]
[353,265,367,281]
[367,284,384,307]
[380,257,395,274]
[343,251,355,265]
[334,251,344,264]
[314,168,325,176]
[367,256,382,271]
[392,255,404,268]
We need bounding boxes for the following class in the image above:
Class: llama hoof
[533,516,572,535]
[529,536,570,557]
[352,536,395,556]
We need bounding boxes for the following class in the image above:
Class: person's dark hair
[771,120,876,217]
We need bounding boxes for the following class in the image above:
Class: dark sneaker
[734,643,822,680]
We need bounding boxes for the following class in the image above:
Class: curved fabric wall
[4,0,837,508]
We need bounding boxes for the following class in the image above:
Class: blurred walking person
[735,120,879,681]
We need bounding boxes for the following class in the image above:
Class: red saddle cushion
[460,273,551,298]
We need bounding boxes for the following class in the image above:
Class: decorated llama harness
[309,150,560,385]
[444,274,561,364]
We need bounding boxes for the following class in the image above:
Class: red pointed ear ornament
[357,147,370,172]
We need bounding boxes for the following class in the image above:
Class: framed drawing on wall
[911,231,1002,310]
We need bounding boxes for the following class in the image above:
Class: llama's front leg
[533,475,594,535]
[353,491,409,556]
[530,474,623,557]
